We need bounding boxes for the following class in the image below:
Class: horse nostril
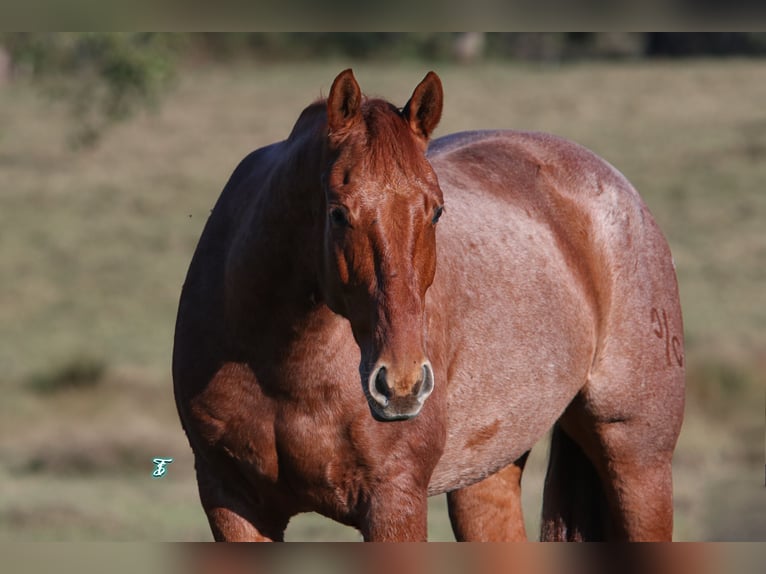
[410,363,432,397]
[419,363,434,398]
[374,366,390,399]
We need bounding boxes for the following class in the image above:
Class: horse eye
[329,206,350,228]
[432,205,444,225]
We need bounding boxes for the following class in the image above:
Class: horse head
[319,69,444,421]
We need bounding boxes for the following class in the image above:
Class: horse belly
[429,359,585,495]
[426,197,596,494]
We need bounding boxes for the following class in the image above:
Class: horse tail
[540,422,609,541]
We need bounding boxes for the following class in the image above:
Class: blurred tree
[645,32,766,57]
[1,33,181,147]
[452,33,486,63]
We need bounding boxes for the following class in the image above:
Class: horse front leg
[447,452,529,541]
[360,485,430,542]
[196,458,291,542]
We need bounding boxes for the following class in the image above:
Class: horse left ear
[327,68,362,139]
[403,71,443,142]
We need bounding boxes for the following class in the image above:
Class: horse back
[428,129,679,330]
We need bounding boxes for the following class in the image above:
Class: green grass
[0,59,763,541]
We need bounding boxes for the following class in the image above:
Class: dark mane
[287,100,327,141]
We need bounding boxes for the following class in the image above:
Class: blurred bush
[686,358,761,419]
[26,354,107,393]
[0,33,181,146]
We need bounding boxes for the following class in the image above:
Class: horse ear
[327,69,362,138]
[403,71,443,142]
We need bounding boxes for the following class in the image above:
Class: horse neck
[226,113,328,333]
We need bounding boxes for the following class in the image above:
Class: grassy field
[0,59,763,541]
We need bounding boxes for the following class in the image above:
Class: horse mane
[287,100,328,141]
[361,99,425,172]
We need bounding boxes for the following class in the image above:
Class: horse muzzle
[365,361,434,421]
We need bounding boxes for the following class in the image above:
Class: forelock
[361,99,424,172]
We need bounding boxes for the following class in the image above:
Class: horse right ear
[403,71,443,143]
[327,69,362,140]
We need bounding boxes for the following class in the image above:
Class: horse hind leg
[447,452,529,541]
[542,380,681,541]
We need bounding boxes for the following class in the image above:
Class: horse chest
[188,362,282,483]
[192,351,388,514]
[272,402,378,512]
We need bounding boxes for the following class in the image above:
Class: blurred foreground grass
[0,60,763,541]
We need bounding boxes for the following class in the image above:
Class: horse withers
[172,69,685,541]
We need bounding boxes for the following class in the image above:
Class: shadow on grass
[686,357,761,419]
[25,355,107,393]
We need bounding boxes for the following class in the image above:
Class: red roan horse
[173,69,685,541]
